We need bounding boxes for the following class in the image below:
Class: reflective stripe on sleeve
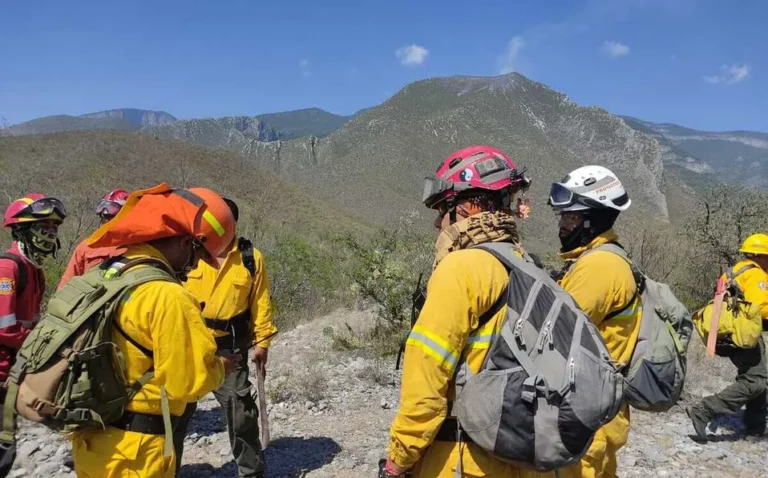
[0,314,17,329]
[406,326,459,372]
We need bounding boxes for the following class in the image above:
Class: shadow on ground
[266,436,342,477]
[178,461,237,478]
[178,436,341,478]
[187,406,227,436]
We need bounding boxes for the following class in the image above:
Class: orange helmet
[87,183,235,263]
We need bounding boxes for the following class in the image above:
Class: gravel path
[10,308,768,477]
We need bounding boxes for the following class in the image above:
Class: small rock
[701,449,727,461]
[220,447,229,456]
[318,401,328,411]
[366,448,382,464]
[17,441,39,459]
[380,398,390,410]
[305,400,314,410]
[349,358,366,373]
[10,469,27,478]
[34,461,63,475]
[624,456,637,467]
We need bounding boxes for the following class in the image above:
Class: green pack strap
[664,320,684,354]
[160,385,173,457]
[126,368,156,403]
[0,381,18,443]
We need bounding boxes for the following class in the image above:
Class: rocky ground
[10,308,768,477]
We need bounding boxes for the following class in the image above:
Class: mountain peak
[80,108,177,128]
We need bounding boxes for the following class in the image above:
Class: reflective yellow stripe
[610,298,642,321]
[466,334,494,349]
[202,210,225,237]
[407,326,459,372]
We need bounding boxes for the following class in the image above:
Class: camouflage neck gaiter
[433,210,521,269]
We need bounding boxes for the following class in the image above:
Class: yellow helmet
[740,233,768,256]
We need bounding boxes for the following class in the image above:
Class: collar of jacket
[433,210,520,269]
[121,243,175,271]
[558,229,620,261]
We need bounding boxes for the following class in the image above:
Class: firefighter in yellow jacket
[548,166,641,478]
[174,198,277,477]
[686,233,768,439]
[69,184,240,478]
[383,145,553,478]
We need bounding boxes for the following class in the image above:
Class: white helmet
[548,165,631,212]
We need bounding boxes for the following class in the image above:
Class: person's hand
[251,346,268,377]
[220,353,242,375]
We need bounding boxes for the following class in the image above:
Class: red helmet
[422,145,530,209]
[3,194,66,228]
[96,189,130,218]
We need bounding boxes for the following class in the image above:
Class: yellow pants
[559,404,630,478]
[411,441,555,478]
[71,427,175,477]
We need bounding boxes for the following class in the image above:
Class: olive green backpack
[0,257,176,444]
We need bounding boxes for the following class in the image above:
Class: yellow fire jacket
[558,230,642,478]
[70,244,226,478]
[388,247,554,477]
[184,243,277,347]
[731,259,768,321]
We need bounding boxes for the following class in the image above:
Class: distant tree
[677,183,768,306]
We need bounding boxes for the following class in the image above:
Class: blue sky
[1,0,765,131]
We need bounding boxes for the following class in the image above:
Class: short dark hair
[223,198,239,222]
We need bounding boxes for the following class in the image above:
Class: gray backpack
[586,244,692,412]
[453,243,624,472]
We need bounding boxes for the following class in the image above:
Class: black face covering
[175,240,200,282]
[558,209,620,253]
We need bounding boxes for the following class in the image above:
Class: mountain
[622,117,768,188]
[81,108,177,128]
[238,73,683,252]
[142,116,279,148]
[259,108,352,140]
[3,109,177,136]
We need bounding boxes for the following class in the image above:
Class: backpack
[692,264,763,353]
[585,244,693,412]
[238,237,256,276]
[0,253,28,298]
[453,242,625,471]
[1,257,176,439]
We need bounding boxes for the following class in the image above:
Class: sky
[1,0,766,131]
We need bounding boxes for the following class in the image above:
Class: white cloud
[703,64,750,85]
[395,44,429,66]
[497,36,526,74]
[602,40,630,58]
[299,58,311,77]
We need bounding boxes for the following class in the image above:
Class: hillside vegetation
[0,131,377,326]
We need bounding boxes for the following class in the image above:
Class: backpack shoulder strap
[238,237,256,277]
[729,263,758,281]
[0,253,27,298]
[581,243,646,321]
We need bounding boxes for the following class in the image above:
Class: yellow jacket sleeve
[560,250,640,365]
[738,264,768,320]
[388,250,508,470]
[249,248,277,348]
[148,283,225,401]
[560,251,636,325]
